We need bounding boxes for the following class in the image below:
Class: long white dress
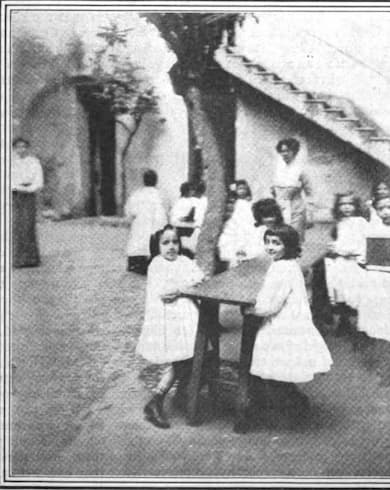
[324,216,368,309]
[125,187,167,257]
[250,260,333,383]
[218,199,261,267]
[136,255,204,364]
[357,221,390,342]
[169,197,197,226]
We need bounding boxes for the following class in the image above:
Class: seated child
[324,192,368,335]
[218,180,256,267]
[170,182,196,228]
[357,192,390,342]
[365,181,390,225]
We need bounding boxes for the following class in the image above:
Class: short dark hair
[149,224,182,258]
[235,179,252,199]
[332,192,363,220]
[12,137,30,148]
[264,224,302,259]
[276,138,300,155]
[372,191,390,209]
[180,182,193,197]
[371,180,390,194]
[143,169,158,187]
[252,198,284,226]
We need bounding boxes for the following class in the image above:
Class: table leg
[187,300,209,425]
[207,303,220,412]
[234,314,257,433]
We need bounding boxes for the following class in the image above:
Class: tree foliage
[142,13,244,79]
[90,21,159,119]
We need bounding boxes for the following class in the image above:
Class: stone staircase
[214,46,390,168]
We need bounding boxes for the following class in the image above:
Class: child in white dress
[218,180,256,267]
[244,225,332,415]
[365,181,390,225]
[358,193,390,342]
[248,198,284,258]
[324,192,368,334]
[169,182,196,227]
[137,225,205,428]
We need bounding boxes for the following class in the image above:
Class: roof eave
[215,47,390,170]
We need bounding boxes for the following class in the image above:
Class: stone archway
[22,76,117,218]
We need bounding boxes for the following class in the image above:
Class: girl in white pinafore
[218,180,256,267]
[137,225,205,428]
[246,225,332,404]
[358,193,390,342]
[324,192,368,332]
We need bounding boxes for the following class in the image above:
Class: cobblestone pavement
[11,219,146,474]
[10,219,390,479]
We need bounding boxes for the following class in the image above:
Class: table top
[182,255,272,305]
[181,224,330,305]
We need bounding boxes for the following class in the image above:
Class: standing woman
[11,138,43,268]
[125,169,167,274]
[272,138,313,242]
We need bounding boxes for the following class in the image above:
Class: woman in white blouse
[272,138,313,242]
[11,137,43,268]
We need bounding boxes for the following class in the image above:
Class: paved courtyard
[9,219,390,481]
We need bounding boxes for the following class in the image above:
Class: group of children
[135,176,390,431]
[324,182,390,342]
[218,179,285,268]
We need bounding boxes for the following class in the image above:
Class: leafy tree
[89,21,160,211]
[142,13,244,274]
[12,33,59,129]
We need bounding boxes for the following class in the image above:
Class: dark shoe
[144,396,170,429]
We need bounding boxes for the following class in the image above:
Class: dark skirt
[12,191,40,268]
[127,256,149,275]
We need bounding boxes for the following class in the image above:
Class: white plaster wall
[122,91,188,214]
[236,93,390,221]
[26,86,90,216]
[237,13,390,135]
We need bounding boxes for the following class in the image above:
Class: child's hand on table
[161,290,180,303]
[242,305,256,316]
[327,241,336,254]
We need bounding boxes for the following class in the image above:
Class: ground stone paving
[10,219,390,479]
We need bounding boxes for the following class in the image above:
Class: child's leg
[144,365,175,429]
[282,382,311,419]
[172,359,193,410]
[155,365,176,395]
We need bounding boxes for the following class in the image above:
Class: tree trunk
[183,85,228,276]
[115,115,142,215]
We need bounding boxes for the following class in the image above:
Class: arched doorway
[76,78,117,216]
[22,76,117,217]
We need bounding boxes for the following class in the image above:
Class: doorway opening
[76,78,117,216]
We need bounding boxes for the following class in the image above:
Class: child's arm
[183,261,206,288]
[244,264,291,317]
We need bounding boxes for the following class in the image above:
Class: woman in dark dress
[11,138,43,268]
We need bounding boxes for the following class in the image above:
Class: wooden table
[181,255,271,432]
[182,233,330,433]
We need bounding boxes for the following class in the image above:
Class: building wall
[24,85,90,216]
[236,86,390,221]
[120,92,189,213]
